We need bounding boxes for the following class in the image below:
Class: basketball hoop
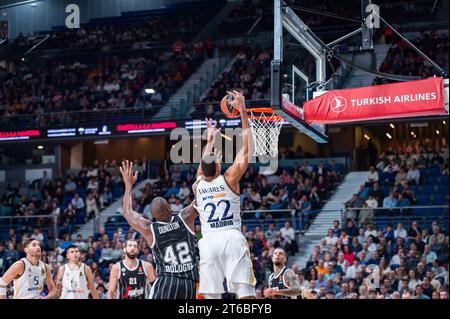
[247,108,284,158]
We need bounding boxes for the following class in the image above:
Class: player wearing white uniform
[56,245,99,299]
[0,239,57,299]
[193,90,256,299]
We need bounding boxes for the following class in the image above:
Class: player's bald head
[151,197,172,222]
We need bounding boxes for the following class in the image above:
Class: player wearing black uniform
[107,240,155,299]
[264,248,313,299]
[120,160,199,299]
[149,213,198,299]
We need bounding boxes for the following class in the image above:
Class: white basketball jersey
[13,258,46,299]
[60,263,89,299]
[195,175,241,234]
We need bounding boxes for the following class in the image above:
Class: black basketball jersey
[268,267,290,299]
[118,259,147,299]
[150,214,198,281]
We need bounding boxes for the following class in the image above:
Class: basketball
[220,94,240,118]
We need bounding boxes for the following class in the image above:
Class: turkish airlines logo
[331,96,347,113]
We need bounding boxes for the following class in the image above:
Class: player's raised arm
[224,90,252,191]
[179,201,199,233]
[0,261,24,299]
[197,118,220,179]
[120,160,153,246]
[107,263,120,299]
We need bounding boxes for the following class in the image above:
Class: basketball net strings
[248,111,283,158]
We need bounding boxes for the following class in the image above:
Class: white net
[248,110,284,157]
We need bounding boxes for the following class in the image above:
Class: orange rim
[246,107,284,122]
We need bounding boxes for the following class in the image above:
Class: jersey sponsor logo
[202,193,225,201]
[209,219,234,228]
[124,286,144,299]
[197,185,225,195]
[157,221,181,234]
[79,271,83,276]
[164,262,195,273]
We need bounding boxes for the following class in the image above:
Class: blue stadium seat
[420,185,433,195]
[425,177,436,185]
[427,168,441,177]
[439,176,449,185]
[410,185,419,193]
[112,187,123,198]
[77,188,86,198]
[429,208,444,217]
[417,195,431,205]
[436,185,448,195]
[335,163,345,173]
[413,208,427,216]
[432,195,446,205]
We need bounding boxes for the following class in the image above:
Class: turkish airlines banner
[304,77,446,124]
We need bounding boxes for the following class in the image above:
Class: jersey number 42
[164,242,192,265]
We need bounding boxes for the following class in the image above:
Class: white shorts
[198,229,256,297]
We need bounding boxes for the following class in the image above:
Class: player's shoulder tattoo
[284,269,300,287]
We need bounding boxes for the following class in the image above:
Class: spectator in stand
[383,191,398,216]
[394,223,408,240]
[407,163,421,185]
[322,229,338,248]
[85,192,100,220]
[170,198,184,213]
[367,166,379,185]
[280,221,297,256]
[71,193,85,213]
[345,194,364,220]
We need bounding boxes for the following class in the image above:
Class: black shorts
[149,276,197,299]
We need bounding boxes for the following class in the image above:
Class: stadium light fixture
[364,134,370,140]
[410,131,414,136]
[145,88,155,95]
[443,120,446,125]
[37,145,44,150]
[389,123,395,129]
[436,130,440,135]
[385,133,392,139]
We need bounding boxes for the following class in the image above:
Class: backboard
[271,0,328,143]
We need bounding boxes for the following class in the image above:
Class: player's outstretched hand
[205,118,220,143]
[120,160,138,188]
[227,90,245,113]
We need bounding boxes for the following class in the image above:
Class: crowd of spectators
[294,218,449,299]
[375,30,449,85]
[38,15,210,52]
[345,144,448,224]
[0,46,204,129]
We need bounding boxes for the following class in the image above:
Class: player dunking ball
[193,90,256,299]
[119,160,199,299]
[0,239,57,299]
[264,248,313,299]
[57,245,99,299]
[108,239,155,299]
